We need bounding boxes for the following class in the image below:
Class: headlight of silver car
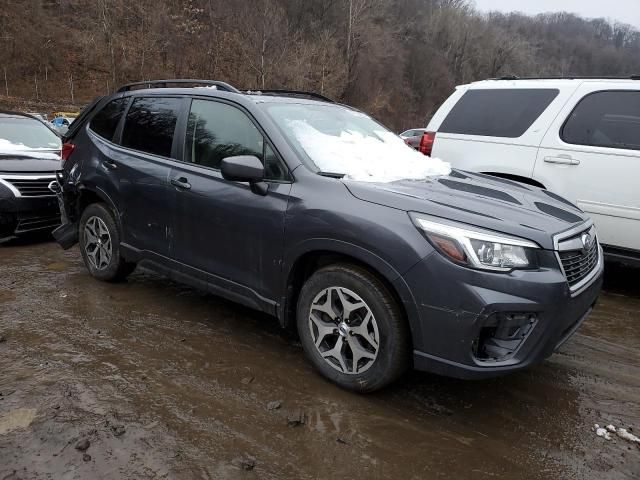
[410,214,540,271]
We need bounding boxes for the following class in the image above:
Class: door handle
[103,159,118,170]
[170,177,191,190]
[543,155,580,165]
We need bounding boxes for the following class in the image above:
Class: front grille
[0,175,57,197]
[558,229,599,287]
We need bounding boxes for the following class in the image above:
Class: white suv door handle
[543,155,580,165]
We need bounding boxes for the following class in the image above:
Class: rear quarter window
[89,98,127,141]
[562,90,640,151]
[439,88,559,138]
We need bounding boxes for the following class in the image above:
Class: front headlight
[410,214,540,271]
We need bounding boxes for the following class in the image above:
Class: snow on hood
[0,139,61,159]
[286,120,451,183]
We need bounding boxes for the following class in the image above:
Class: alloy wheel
[308,286,380,374]
[84,216,112,270]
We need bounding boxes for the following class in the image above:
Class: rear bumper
[0,194,60,240]
[398,248,603,379]
[51,176,79,249]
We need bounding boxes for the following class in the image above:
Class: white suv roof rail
[489,74,640,81]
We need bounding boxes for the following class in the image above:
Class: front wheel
[79,203,136,282]
[296,264,411,393]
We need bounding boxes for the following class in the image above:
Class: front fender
[283,237,405,286]
[280,238,423,352]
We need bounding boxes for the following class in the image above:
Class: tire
[79,203,136,282]
[296,264,411,393]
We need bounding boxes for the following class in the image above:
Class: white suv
[425,77,640,266]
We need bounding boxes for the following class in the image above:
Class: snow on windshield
[285,120,450,182]
[0,139,60,159]
[0,117,61,154]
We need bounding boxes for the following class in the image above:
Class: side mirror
[221,155,264,182]
[220,155,268,195]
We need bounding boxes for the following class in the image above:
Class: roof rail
[490,75,640,81]
[244,89,334,103]
[117,79,241,93]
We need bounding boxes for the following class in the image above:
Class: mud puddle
[1,241,639,479]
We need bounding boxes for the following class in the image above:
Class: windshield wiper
[317,171,346,179]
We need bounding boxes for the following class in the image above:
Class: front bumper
[397,247,603,379]
[0,193,60,240]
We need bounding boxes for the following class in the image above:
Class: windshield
[263,103,449,182]
[0,116,61,152]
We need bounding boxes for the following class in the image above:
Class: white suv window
[562,90,640,151]
[439,89,559,138]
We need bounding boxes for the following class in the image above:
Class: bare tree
[2,0,640,130]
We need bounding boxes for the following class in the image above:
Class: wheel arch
[279,241,418,350]
[75,185,121,226]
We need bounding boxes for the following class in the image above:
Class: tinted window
[439,89,559,138]
[562,91,640,150]
[89,98,127,141]
[186,99,288,180]
[122,97,181,157]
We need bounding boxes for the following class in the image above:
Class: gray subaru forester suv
[54,79,603,392]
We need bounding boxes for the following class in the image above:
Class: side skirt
[121,242,279,317]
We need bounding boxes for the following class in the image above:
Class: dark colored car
[54,79,603,392]
[0,111,62,242]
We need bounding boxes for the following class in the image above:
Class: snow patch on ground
[594,423,640,444]
[595,424,611,440]
[616,427,640,444]
[286,120,451,183]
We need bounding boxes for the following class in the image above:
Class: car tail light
[61,142,75,163]
[418,131,436,156]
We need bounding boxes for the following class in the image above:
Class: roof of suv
[125,88,335,106]
[463,77,640,90]
[63,80,351,141]
[115,79,336,105]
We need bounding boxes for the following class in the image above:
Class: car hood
[0,150,61,173]
[343,169,589,250]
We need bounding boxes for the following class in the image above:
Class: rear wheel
[79,203,136,282]
[296,264,411,392]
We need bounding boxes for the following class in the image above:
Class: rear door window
[439,89,559,138]
[121,97,181,158]
[89,98,127,141]
[562,91,640,151]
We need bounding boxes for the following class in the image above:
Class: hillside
[1,0,640,130]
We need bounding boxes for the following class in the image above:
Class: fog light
[474,312,537,361]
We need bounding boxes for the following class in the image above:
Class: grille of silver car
[0,175,57,197]
[557,228,599,287]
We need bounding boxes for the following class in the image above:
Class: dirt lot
[0,240,639,479]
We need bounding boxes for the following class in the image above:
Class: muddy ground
[0,240,638,479]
